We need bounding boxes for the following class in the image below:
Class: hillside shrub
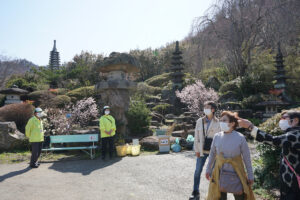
[136,82,162,96]
[27,90,56,107]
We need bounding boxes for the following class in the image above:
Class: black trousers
[220,192,244,200]
[101,136,114,158]
[30,142,43,166]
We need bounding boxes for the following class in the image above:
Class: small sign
[89,135,97,141]
[160,139,169,145]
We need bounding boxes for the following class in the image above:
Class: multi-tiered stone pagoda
[274,43,287,90]
[49,40,60,70]
[170,41,184,90]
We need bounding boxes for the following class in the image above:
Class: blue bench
[42,134,99,159]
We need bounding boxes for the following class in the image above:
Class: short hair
[287,111,300,126]
[204,101,217,112]
[220,111,239,129]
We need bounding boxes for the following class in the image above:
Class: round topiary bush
[50,95,71,108]
[66,86,95,102]
[219,78,241,94]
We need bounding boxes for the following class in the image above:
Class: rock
[150,120,161,127]
[70,128,99,135]
[0,122,26,151]
[146,103,156,108]
[140,136,159,150]
[165,114,176,119]
[150,112,164,123]
[172,130,184,137]
[188,129,195,136]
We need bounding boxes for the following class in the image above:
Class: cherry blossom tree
[176,80,219,115]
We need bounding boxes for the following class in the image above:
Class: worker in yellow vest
[25,108,44,168]
[99,106,116,160]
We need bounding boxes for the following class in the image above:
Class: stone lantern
[95,52,140,137]
[0,85,28,105]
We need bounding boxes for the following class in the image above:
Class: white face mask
[279,119,291,131]
[204,108,212,116]
[36,113,42,118]
[220,122,231,132]
[105,110,110,115]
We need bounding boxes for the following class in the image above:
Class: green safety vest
[99,115,116,138]
[25,116,44,142]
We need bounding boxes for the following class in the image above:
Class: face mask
[36,113,42,118]
[105,111,110,115]
[220,122,231,132]
[204,109,212,116]
[279,119,291,131]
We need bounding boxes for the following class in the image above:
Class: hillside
[0,58,37,89]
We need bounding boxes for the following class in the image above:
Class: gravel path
[0,151,235,200]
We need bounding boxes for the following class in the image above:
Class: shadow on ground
[0,166,32,182]
[48,156,122,175]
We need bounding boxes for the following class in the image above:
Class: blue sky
[0,0,213,66]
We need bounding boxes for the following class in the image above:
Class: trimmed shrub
[205,76,222,91]
[27,90,56,107]
[152,103,172,115]
[0,103,34,133]
[136,82,162,96]
[66,86,95,102]
[49,88,69,95]
[219,78,241,94]
[145,73,171,87]
[241,94,264,110]
[126,100,151,136]
[50,95,71,108]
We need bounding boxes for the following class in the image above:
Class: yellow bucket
[131,145,141,156]
[116,145,127,157]
[126,145,132,155]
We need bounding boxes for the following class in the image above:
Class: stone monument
[95,52,140,137]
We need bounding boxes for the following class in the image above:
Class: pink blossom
[176,80,219,115]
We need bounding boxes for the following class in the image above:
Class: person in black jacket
[239,111,300,200]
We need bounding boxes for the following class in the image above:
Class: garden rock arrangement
[0,121,25,150]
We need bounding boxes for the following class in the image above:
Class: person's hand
[238,118,253,129]
[205,173,210,180]
[195,152,201,158]
[247,179,254,186]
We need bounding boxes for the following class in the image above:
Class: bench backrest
[50,134,99,144]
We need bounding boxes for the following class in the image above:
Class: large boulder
[0,122,26,151]
[140,136,159,150]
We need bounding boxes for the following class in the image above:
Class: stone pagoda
[170,41,184,90]
[95,52,140,137]
[49,40,60,70]
[274,42,287,90]
[256,43,291,121]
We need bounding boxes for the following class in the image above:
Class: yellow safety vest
[99,115,116,138]
[25,116,44,143]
